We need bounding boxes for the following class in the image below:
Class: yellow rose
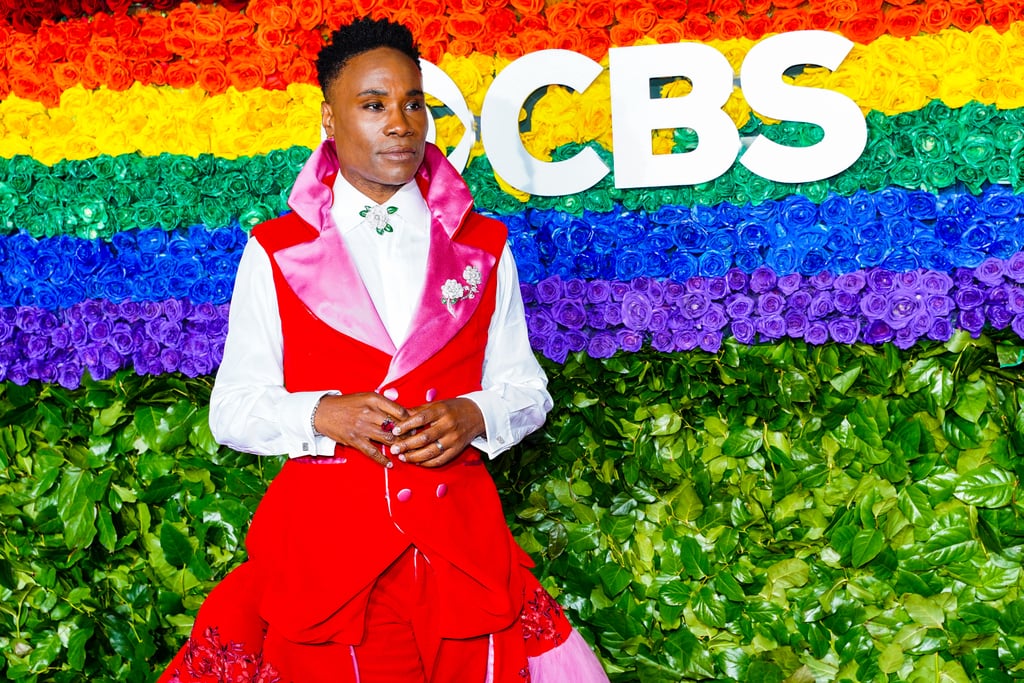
[493,170,530,203]
[440,54,485,113]
[935,68,977,110]
[432,113,466,154]
[722,90,750,130]
[651,129,674,156]
[974,79,1000,106]
[997,75,1024,109]
[968,26,1009,74]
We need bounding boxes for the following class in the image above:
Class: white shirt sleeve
[209,238,339,457]
[462,244,552,459]
[209,238,551,460]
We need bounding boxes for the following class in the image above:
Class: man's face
[321,47,428,204]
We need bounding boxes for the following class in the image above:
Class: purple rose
[833,291,858,315]
[564,278,587,300]
[920,271,953,295]
[808,271,835,290]
[610,282,630,301]
[649,309,669,333]
[681,292,711,319]
[701,303,728,331]
[100,346,122,371]
[543,331,569,363]
[895,271,921,290]
[749,267,777,293]
[586,308,607,329]
[685,277,706,294]
[730,318,756,344]
[1006,252,1024,283]
[866,269,895,294]
[673,330,698,351]
[884,292,923,330]
[863,320,894,344]
[527,309,558,336]
[1012,315,1024,338]
[535,276,564,305]
[726,294,755,318]
[88,321,111,341]
[809,291,836,320]
[565,330,588,352]
[616,329,644,352]
[706,277,728,300]
[954,286,985,309]
[834,272,867,294]
[757,292,785,316]
[788,290,812,312]
[584,281,611,304]
[57,361,82,389]
[725,268,748,292]
[139,301,163,321]
[698,331,722,353]
[25,335,50,360]
[958,308,986,335]
[622,292,654,330]
[974,257,1006,286]
[603,303,624,327]
[989,304,1012,329]
[756,315,786,340]
[893,327,918,350]
[587,333,618,359]
[1007,287,1024,314]
[784,310,807,337]
[777,274,802,295]
[859,292,888,320]
[828,318,861,344]
[952,268,975,288]
[925,295,954,317]
[663,281,686,305]
[908,312,933,336]
[651,330,675,353]
[552,300,587,330]
[804,321,828,345]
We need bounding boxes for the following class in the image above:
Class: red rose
[806,9,838,31]
[580,0,614,28]
[843,10,885,43]
[652,0,690,20]
[743,0,773,16]
[496,35,526,59]
[197,60,229,95]
[885,7,922,38]
[131,59,167,86]
[985,1,1018,33]
[223,13,256,42]
[772,0,805,8]
[292,0,323,30]
[950,3,985,32]
[710,0,743,16]
[167,30,197,58]
[745,14,771,39]
[553,28,585,52]
[681,14,714,42]
[166,60,198,89]
[510,0,545,17]
[518,14,546,31]
[579,28,610,61]
[138,15,169,44]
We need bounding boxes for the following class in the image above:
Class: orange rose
[409,0,444,21]
[950,4,985,32]
[419,39,447,65]
[649,20,683,44]
[111,14,140,41]
[9,68,43,102]
[884,7,921,38]
[138,15,170,44]
[743,0,773,16]
[686,0,711,13]
[198,60,229,94]
[984,2,1016,33]
[710,0,742,16]
[447,38,475,58]
[843,11,885,43]
[714,14,746,40]
[36,25,68,62]
[194,13,226,43]
[518,28,554,53]
[244,0,276,27]
[290,28,324,60]
[823,0,858,22]
[681,14,714,42]
[131,59,167,86]
[884,0,917,6]
[580,0,614,29]
[579,28,610,61]
[227,59,266,90]
[806,9,838,31]
[166,60,198,89]
[546,1,581,34]
[224,13,257,42]
[460,0,486,12]
[652,0,689,21]
[770,9,809,33]
[83,50,111,83]
[629,3,660,34]
[283,58,316,86]
[288,0,323,30]
[552,28,585,52]
[67,45,90,64]
[745,14,771,39]
[52,62,83,91]
[496,35,526,59]
[123,39,148,61]
[65,20,92,45]
[323,3,355,31]
[448,12,486,42]
[518,14,546,31]
[167,30,198,58]
[610,24,643,46]
[6,43,37,70]
[510,0,545,17]
[256,26,287,50]
[108,59,134,91]
[197,42,229,62]
[772,0,805,8]
[920,1,952,33]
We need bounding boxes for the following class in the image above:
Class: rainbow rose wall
[2,0,1024,680]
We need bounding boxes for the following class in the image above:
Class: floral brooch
[441,265,482,315]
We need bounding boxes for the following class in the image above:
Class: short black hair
[316,18,421,97]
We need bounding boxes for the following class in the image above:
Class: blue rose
[669,253,699,281]
[905,191,937,221]
[765,246,800,275]
[698,251,730,278]
[653,205,691,226]
[876,187,909,216]
[819,194,851,225]
[979,186,1021,219]
[779,196,818,231]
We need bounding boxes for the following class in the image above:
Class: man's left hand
[389,398,485,468]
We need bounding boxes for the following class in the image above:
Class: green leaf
[829,365,862,394]
[692,586,727,628]
[134,400,198,453]
[952,379,988,423]
[953,464,1016,508]
[722,427,762,457]
[596,563,631,597]
[919,526,980,567]
[56,468,97,550]
[159,521,194,568]
[851,529,885,567]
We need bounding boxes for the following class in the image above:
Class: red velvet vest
[244,209,532,647]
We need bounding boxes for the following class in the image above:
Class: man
[157,17,609,683]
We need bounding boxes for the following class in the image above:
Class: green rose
[985,154,1011,185]
[889,158,923,189]
[923,160,956,191]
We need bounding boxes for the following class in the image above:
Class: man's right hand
[312,393,409,467]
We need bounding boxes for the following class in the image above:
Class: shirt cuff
[280,390,338,458]
[462,390,513,459]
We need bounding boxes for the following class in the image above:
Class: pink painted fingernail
[399,454,407,462]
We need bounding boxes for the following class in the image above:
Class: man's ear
[321,101,335,139]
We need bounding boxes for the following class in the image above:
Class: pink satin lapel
[274,228,396,354]
[417,144,473,240]
[385,223,496,384]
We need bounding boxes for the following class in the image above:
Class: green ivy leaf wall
[2,332,1021,681]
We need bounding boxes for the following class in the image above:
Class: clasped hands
[311,392,485,468]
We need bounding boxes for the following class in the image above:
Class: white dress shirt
[209,173,552,460]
